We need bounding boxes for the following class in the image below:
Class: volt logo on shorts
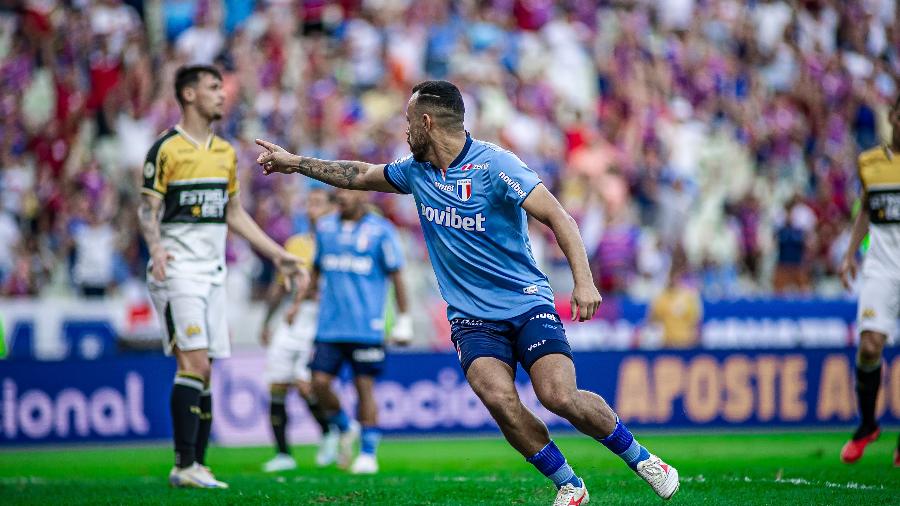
[527,340,546,352]
[420,203,486,232]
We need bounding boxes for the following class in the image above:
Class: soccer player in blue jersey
[256,80,680,503]
[298,188,412,474]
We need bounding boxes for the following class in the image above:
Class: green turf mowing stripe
[1,432,897,505]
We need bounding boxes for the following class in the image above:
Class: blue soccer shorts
[309,341,386,378]
[449,305,573,374]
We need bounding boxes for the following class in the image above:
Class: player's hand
[259,326,271,347]
[839,254,858,291]
[149,245,173,282]
[389,313,413,346]
[256,139,295,175]
[275,251,308,292]
[571,281,602,322]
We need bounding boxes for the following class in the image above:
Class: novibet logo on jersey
[419,203,486,232]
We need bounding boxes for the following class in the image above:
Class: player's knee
[296,381,312,399]
[183,360,211,382]
[478,389,520,413]
[858,332,886,364]
[538,390,577,418]
[312,373,332,393]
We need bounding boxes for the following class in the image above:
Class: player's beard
[203,102,224,122]
[408,131,429,163]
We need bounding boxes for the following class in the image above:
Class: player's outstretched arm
[522,184,602,322]
[137,194,172,282]
[255,139,400,193]
[225,198,308,291]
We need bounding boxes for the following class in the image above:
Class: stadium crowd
[0,0,896,307]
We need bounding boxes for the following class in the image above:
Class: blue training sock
[360,426,381,456]
[598,418,651,470]
[329,410,350,432]
[526,441,582,489]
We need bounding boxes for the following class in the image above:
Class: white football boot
[349,453,379,475]
[168,462,228,489]
[337,421,360,469]
[199,465,229,489]
[636,455,679,500]
[262,453,297,473]
[316,429,340,467]
[553,482,589,506]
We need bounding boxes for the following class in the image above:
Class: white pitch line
[679,475,885,491]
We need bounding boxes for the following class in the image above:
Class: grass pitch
[1,431,898,505]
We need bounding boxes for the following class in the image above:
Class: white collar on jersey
[175,125,214,150]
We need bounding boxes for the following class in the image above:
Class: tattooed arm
[255,139,399,193]
[137,194,171,282]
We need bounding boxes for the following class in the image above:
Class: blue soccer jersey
[383,135,553,320]
[314,212,405,344]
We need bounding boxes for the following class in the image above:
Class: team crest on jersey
[456,179,473,201]
[143,161,155,179]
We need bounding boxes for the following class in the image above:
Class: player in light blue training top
[256,80,680,504]
[304,188,411,475]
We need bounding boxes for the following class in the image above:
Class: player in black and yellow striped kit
[839,95,900,468]
[138,65,307,488]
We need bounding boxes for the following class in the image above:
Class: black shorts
[309,341,386,378]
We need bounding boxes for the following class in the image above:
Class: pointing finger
[255,139,277,151]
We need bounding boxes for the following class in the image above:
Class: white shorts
[265,302,318,384]
[857,276,900,340]
[148,277,231,359]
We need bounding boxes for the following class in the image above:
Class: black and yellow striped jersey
[858,145,900,279]
[142,126,239,283]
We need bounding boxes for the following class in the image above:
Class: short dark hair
[411,80,465,130]
[174,65,223,107]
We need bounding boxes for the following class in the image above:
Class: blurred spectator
[2,253,37,297]
[70,207,117,297]
[176,10,225,64]
[0,0,894,306]
[0,207,20,281]
[773,198,814,294]
[646,248,702,349]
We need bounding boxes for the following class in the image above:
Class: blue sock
[360,426,381,456]
[598,418,651,470]
[329,410,350,432]
[526,441,582,489]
